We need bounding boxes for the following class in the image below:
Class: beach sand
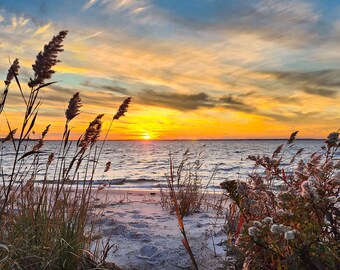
[90,189,230,270]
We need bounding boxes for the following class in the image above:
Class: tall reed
[0,30,130,269]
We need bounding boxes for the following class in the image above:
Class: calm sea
[1,140,326,191]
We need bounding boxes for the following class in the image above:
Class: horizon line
[40,138,325,142]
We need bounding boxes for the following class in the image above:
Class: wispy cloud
[11,14,29,28]
[34,22,51,35]
[83,0,98,10]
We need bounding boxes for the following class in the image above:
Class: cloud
[81,80,130,95]
[269,69,340,87]
[271,96,301,104]
[303,87,338,98]
[78,31,102,41]
[11,14,29,28]
[47,85,118,107]
[156,0,321,47]
[223,103,257,114]
[261,69,340,97]
[136,89,215,111]
[219,93,262,114]
[101,85,129,95]
[83,0,150,15]
[220,94,246,105]
[83,0,98,10]
[34,22,51,35]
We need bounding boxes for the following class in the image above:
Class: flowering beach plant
[221,131,339,269]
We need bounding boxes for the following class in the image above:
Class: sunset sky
[0,0,339,140]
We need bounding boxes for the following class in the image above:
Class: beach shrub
[160,150,216,216]
[221,131,340,269]
[0,31,129,269]
[160,150,220,270]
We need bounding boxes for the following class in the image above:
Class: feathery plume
[80,114,104,151]
[287,131,298,144]
[41,124,50,139]
[47,153,55,166]
[65,92,82,121]
[1,59,20,114]
[4,58,20,86]
[113,97,131,120]
[28,30,68,88]
[33,125,50,151]
[104,161,111,172]
[325,132,339,148]
[23,176,34,193]
[2,128,17,143]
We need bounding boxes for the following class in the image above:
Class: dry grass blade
[23,111,38,139]
[18,150,44,161]
[4,118,17,151]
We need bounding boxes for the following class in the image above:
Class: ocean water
[1,140,326,191]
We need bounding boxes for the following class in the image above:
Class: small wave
[218,166,240,172]
[97,178,159,186]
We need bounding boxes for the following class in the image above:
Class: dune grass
[0,30,130,269]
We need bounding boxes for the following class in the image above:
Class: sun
[142,133,151,140]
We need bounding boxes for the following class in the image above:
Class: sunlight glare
[142,133,151,140]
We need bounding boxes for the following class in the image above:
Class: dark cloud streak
[81,80,130,95]
[136,89,214,111]
[261,69,340,97]
[303,87,337,97]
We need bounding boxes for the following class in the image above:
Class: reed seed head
[33,125,50,151]
[113,97,131,120]
[66,92,82,121]
[28,30,68,88]
[4,58,20,86]
[2,128,17,143]
[42,124,50,139]
[80,114,104,151]
[47,153,55,166]
[104,161,111,172]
